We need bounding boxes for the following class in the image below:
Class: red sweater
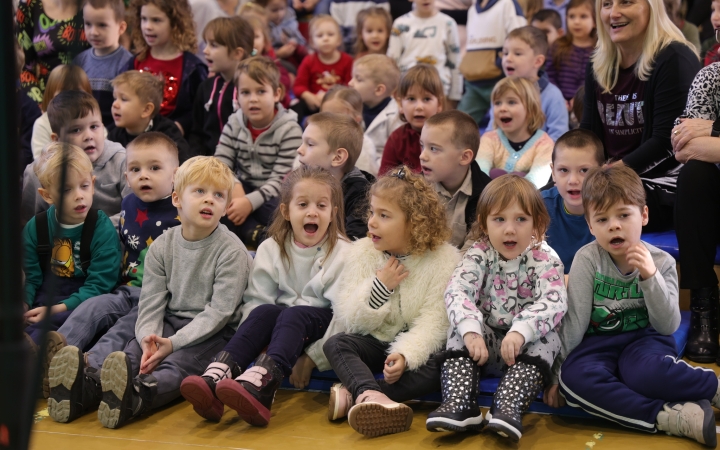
[293,52,353,96]
[379,124,421,175]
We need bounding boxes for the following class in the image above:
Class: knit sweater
[135,224,252,351]
[214,105,302,211]
[546,43,593,101]
[379,123,421,175]
[476,129,554,188]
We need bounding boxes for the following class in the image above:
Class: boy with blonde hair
[47,156,253,429]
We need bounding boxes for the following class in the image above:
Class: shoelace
[237,366,267,388]
[671,406,693,438]
[203,362,231,382]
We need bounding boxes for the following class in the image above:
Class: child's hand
[302,92,321,111]
[289,353,316,389]
[626,243,656,280]
[376,256,409,291]
[543,384,565,408]
[500,331,525,366]
[277,41,298,59]
[140,334,173,374]
[24,303,67,324]
[227,197,253,225]
[463,332,488,366]
[383,353,406,384]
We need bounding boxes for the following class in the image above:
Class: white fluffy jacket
[330,238,460,370]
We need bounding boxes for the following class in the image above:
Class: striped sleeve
[368,277,393,309]
[214,118,241,170]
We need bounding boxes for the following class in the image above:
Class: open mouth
[505,66,515,74]
[249,107,261,113]
[74,205,87,212]
[206,58,214,65]
[140,185,152,191]
[370,233,381,242]
[304,223,318,234]
[144,33,157,40]
[503,241,517,249]
[500,117,512,124]
[413,115,426,122]
[113,113,121,121]
[200,208,213,218]
[567,189,581,197]
[610,23,628,30]
[610,237,625,247]
[84,146,96,153]
[421,166,432,174]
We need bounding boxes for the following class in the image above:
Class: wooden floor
[30,361,720,450]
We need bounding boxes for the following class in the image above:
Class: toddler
[256,0,308,65]
[331,0,390,54]
[530,9,564,46]
[354,7,392,58]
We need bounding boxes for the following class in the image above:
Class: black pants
[642,179,675,233]
[222,179,278,245]
[675,160,720,288]
[324,332,441,401]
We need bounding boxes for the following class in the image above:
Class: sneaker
[43,331,67,399]
[347,390,413,437]
[328,383,352,421]
[98,351,145,429]
[656,400,717,447]
[47,346,101,423]
[180,351,240,422]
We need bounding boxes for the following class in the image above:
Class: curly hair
[369,166,450,254]
[129,0,197,61]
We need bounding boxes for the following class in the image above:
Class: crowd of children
[13,0,720,447]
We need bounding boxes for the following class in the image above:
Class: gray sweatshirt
[21,140,130,227]
[551,240,680,383]
[135,224,253,351]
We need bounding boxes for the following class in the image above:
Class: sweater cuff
[509,321,534,346]
[456,318,483,339]
[168,334,186,352]
[246,191,265,212]
[368,277,393,309]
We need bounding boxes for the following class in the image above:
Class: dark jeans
[675,160,720,288]
[642,179,675,233]
[223,304,333,376]
[324,332,441,401]
[26,275,86,344]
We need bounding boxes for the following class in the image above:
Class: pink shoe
[328,383,352,421]
[180,351,241,422]
[347,390,413,437]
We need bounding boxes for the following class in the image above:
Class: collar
[435,166,473,200]
[144,119,154,133]
[383,250,410,260]
[364,96,392,116]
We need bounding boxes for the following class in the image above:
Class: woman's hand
[672,118,713,154]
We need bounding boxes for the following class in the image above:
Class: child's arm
[386,20,403,65]
[238,240,281,319]
[135,240,172,342]
[543,87,570,141]
[445,20,463,102]
[283,11,306,46]
[214,115,241,170]
[378,129,403,175]
[524,135,553,188]
[292,57,313,99]
[475,132,496,176]
[442,243,486,341]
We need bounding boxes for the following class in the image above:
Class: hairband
[391,167,407,180]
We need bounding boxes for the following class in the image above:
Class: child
[126,0,208,137]
[354,7,392,58]
[188,16,254,157]
[542,129,603,273]
[46,156,252,428]
[386,0,462,104]
[23,143,121,347]
[543,0,570,29]
[379,64,445,175]
[701,0,720,66]
[31,65,93,160]
[215,56,303,247]
[256,0,308,65]
[108,71,191,162]
[297,111,372,239]
[179,166,349,425]
[530,9,564,46]
[349,54,403,168]
[22,91,129,227]
[331,0,390,54]
[427,174,566,442]
[322,166,460,437]
[497,26,569,141]
[420,110,492,251]
[319,85,379,175]
[546,165,720,447]
[458,0,526,124]
[292,15,353,120]
[477,77,554,188]
[73,0,134,129]
[545,0,596,104]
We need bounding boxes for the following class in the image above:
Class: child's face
[83,4,126,56]
[253,27,266,54]
[587,202,648,264]
[502,37,544,79]
[203,31,241,76]
[297,123,333,170]
[57,111,105,163]
[140,4,172,49]
[551,145,600,215]
[172,181,229,241]
[312,21,342,56]
[712,0,720,30]
[413,0,437,17]
[368,194,411,255]
[485,200,534,261]
[361,16,389,53]
[321,98,361,122]
[40,169,96,226]
[531,19,562,47]
[349,65,381,106]
[493,91,529,141]
[419,124,470,188]
[567,4,595,40]
[237,73,281,129]
[399,86,442,132]
[282,180,335,247]
[112,83,152,132]
[125,144,178,203]
[266,0,287,26]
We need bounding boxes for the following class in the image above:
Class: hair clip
[391,167,406,180]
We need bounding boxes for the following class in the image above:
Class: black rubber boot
[484,362,543,442]
[426,350,484,432]
[685,287,719,363]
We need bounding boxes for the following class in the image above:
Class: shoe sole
[43,332,67,399]
[99,352,134,429]
[484,412,522,442]
[47,346,82,423]
[215,380,270,427]
[180,377,224,422]
[426,415,485,432]
[328,385,349,421]
[685,353,718,364]
[697,399,717,447]
[348,402,413,437]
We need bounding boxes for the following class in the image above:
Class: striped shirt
[545,44,593,101]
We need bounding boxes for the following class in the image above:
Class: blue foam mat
[280,311,691,419]
[642,231,720,265]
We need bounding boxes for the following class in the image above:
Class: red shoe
[180,351,241,422]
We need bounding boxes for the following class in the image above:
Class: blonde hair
[35,142,94,190]
[42,65,92,113]
[369,166,450,254]
[582,164,646,218]
[355,7,392,55]
[309,15,341,47]
[491,77,545,135]
[470,174,551,242]
[174,156,235,200]
[396,64,446,122]
[307,111,364,172]
[129,0,197,61]
[353,54,400,96]
[592,0,696,93]
[112,71,164,118]
[322,85,363,118]
[241,11,273,55]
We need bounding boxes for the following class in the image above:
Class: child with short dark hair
[542,129,604,273]
[530,9,564,46]
[546,164,720,447]
[420,110,492,251]
[108,71,191,162]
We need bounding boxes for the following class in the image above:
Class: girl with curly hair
[426,174,567,442]
[320,166,460,437]
[126,0,208,137]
